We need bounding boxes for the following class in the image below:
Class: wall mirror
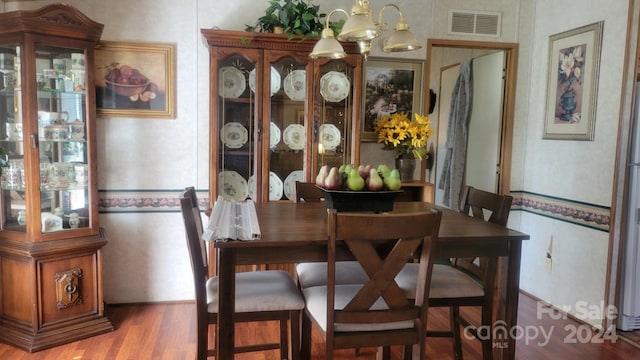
[425,39,518,208]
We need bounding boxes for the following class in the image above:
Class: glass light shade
[337,13,380,41]
[382,28,422,52]
[309,28,346,59]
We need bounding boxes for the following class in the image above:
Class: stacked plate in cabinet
[283,70,306,101]
[218,66,246,98]
[318,124,341,151]
[249,66,281,97]
[247,172,284,201]
[220,122,248,149]
[270,122,281,150]
[320,71,350,102]
[219,170,248,201]
[283,170,304,200]
[269,172,283,201]
[283,124,305,150]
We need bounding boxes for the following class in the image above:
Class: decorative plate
[220,122,248,149]
[318,124,341,151]
[283,124,305,150]
[248,174,256,200]
[269,172,283,201]
[320,71,350,102]
[283,70,306,101]
[219,171,248,201]
[218,66,246,98]
[249,66,281,97]
[270,122,281,150]
[284,170,304,200]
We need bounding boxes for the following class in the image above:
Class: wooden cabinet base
[0,315,113,352]
[0,234,113,352]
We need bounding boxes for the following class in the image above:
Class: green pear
[377,164,391,179]
[346,168,365,191]
[384,169,402,191]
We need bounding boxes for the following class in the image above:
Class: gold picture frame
[95,41,176,119]
[361,57,424,141]
[543,22,603,140]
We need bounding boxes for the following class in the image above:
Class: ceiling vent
[448,10,501,37]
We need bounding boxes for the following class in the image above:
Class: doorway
[434,51,506,206]
[425,39,518,206]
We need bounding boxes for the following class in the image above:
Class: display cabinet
[201,29,363,205]
[0,5,112,351]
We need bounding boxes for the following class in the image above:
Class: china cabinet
[201,29,363,206]
[0,5,112,351]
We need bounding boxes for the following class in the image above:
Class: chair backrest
[454,185,513,280]
[295,181,324,203]
[179,187,209,311]
[326,208,442,338]
[458,185,513,226]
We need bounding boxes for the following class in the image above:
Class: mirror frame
[425,39,518,197]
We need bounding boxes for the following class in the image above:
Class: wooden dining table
[212,201,529,360]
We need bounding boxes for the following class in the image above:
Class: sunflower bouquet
[374,112,433,159]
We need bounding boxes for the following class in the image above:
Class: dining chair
[295,181,325,203]
[179,187,305,359]
[300,208,442,360]
[296,186,513,359]
[396,185,513,360]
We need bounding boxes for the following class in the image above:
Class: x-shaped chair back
[326,208,442,335]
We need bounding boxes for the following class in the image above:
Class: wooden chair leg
[402,344,413,360]
[451,306,464,360]
[480,308,493,360]
[301,312,312,359]
[196,319,209,360]
[279,318,288,359]
[290,310,301,360]
[376,346,391,360]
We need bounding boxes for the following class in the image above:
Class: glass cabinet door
[0,44,23,231]
[313,59,356,173]
[36,45,89,232]
[267,55,309,202]
[216,55,258,202]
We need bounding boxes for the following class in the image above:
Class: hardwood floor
[0,293,637,359]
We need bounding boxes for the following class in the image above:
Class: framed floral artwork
[94,41,176,119]
[543,22,603,140]
[361,57,424,141]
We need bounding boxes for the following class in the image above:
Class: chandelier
[309,0,421,60]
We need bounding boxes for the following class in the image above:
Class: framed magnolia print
[361,57,424,141]
[95,41,176,118]
[543,22,603,140]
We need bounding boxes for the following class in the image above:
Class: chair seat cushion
[396,263,484,299]
[297,262,485,300]
[206,270,305,313]
[296,261,369,288]
[302,284,415,332]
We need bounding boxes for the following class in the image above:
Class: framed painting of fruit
[95,41,176,118]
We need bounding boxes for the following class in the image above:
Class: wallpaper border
[510,191,610,232]
[98,189,209,213]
